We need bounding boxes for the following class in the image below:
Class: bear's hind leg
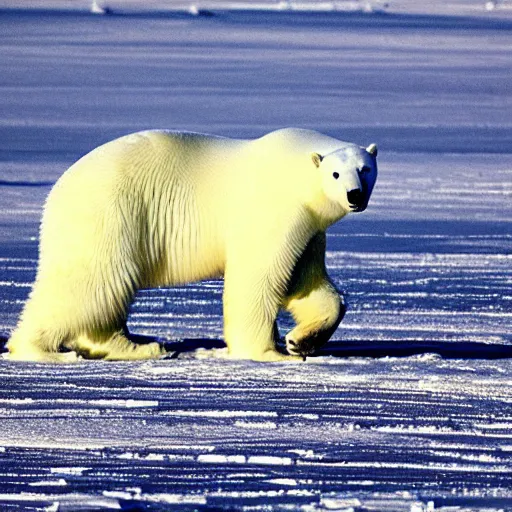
[66,330,165,361]
[6,326,80,363]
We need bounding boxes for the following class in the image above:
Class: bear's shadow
[0,334,511,361]
[135,335,512,361]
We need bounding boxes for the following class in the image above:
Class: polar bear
[7,128,378,363]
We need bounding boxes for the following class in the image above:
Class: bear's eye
[360,166,371,174]
[332,172,339,180]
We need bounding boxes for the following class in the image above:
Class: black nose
[347,188,364,208]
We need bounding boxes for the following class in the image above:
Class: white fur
[7,128,377,363]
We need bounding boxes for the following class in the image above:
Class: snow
[0,1,511,510]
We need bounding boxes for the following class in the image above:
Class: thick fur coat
[7,128,378,362]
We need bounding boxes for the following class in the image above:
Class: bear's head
[311,143,378,219]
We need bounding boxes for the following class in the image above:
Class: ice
[50,467,90,475]
[163,409,278,416]
[265,477,299,485]
[197,453,247,463]
[0,1,511,510]
[248,455,294,465]
[29,479,68,487]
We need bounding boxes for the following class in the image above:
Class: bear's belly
[165,245,224,286]
[146,223,225,288]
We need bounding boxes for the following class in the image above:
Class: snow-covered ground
[0,3,511,510]
[2,0,512,16]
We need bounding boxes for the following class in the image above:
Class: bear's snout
[347,188,366,211]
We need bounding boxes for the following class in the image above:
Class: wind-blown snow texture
[0,4,511,511]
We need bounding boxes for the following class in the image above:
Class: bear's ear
[311,152,324,168]
[366,143,378,157]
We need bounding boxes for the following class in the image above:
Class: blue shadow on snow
[1,335,510,360]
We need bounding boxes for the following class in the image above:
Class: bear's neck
[307,194,347,231]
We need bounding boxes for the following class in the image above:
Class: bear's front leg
[284,280,345,358]
[222,262,302,363]
[283,232,345,358]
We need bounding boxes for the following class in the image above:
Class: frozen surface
[0,4,511,511]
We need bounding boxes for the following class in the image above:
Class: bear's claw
[159,351,179,360]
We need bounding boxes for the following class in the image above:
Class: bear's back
[254,128,348,157]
